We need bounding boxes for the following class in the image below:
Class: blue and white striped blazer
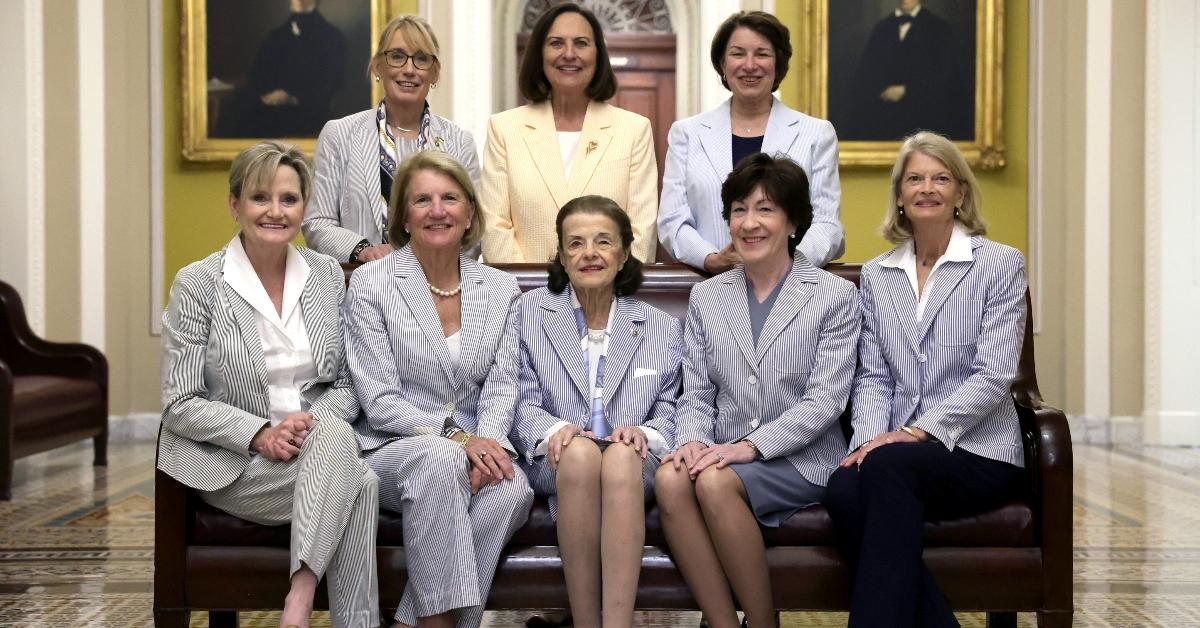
[302,108,480,262]
[851,236,1027,468]
[657,97,845,270]
[511,286,683,462]
[343,245,521,454]
[674,255,860,488]
[158,245,358,492]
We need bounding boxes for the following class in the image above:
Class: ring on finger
[288,438,297,446]
[479,451,488,460]
[716,452,725,462]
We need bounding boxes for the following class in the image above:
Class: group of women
[158,5,1029,628]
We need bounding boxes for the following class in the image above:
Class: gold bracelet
[456,432,474,448]
[900,426,922,441]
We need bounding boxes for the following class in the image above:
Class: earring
[955,206,961,217]
[789,231,797,239]
[374,75,380,82]
[431,82,437,90]
[898,208,905,216]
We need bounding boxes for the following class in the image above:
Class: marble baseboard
[1068,415,1145,445]
[107,413,159,442]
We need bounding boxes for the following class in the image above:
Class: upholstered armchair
[0,280,107,500]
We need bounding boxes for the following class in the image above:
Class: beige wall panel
[105,0,160,414]
[42,0,81,343]
[1108,0,1145,417]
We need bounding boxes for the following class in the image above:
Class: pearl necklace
[428,282,462,298]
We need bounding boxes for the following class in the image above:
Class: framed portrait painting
[794,0,1005,169]
[181,0,405,161]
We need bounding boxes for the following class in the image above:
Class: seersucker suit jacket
[511,286,684,462]
[674,254,860,488]
[657,97,845,270]
[479,100,658,264]
[850,236,1028,468]
[343,245,522,454]
[158,245,359,492]
[302,108,480,262]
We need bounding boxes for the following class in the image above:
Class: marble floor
[2,440,1199,627]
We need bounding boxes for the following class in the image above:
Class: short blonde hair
[387,151,483,251]
[228,141,313,201]
[370,15,441,80]
[881,131,987,245]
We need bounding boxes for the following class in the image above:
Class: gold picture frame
[794,0,1006,169]
[181,0,405,162]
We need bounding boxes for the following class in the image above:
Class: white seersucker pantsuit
[674,254,861,488]
[512,286,684,516]
[343,246,533,627]
[158,245,379,628]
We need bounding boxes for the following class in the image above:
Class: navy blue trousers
[823,442,1024,628]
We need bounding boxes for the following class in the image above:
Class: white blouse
[222,237,319,429]
[879,222,974,321]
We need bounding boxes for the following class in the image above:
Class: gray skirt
[730,457,826,527]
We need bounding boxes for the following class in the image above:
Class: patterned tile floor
[2,440,1199,627]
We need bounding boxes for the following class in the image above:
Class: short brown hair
[370,15,441,83]
[518,3,617,103]
[721,153,812,258]
[386,151,484,251]
[881,131,986,244]
[710,11,792,92]
[547,195,643,297]
[228,141,313,201]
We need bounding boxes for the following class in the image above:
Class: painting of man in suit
[830,0,974,141]
[206,0,370,139]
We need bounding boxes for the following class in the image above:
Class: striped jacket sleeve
[304,256,359,424]
[849,266,896,451]
[160,264,264,455]
[342,269,446,436]
[641,314,684,448]
[304,118,368,262]
[795,119,845,268]
[912,250,1028,449]
[674,295,718,448]
[746,281,859,459]
[476,282,523,455]
[513,326,565,461]
[658,121,718,270]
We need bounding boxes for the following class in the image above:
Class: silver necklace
[428,282,462,298]
[391,123,414,134]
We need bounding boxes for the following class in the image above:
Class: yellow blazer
[480,100,658,263]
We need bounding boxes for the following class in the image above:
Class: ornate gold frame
[181,0,405,162]
[794,0,1006,169]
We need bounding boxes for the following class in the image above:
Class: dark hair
[518,3,618,103]
[710,11,792,92]
[547,195,643,296]
[720,153,812,258]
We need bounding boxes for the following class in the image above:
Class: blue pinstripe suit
[825,234,1028,628]
[342,245,533,627]
[657,97,845,269]
[512,286,683,513]
[159,243,379,627]
[849,235,1027,467]
[674,254,860,488]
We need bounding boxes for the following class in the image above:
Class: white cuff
[532,420,572,457]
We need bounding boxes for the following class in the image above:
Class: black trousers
[823,442,1024,628]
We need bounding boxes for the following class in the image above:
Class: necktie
[573,307,612,439]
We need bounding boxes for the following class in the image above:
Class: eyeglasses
[382,49,436,70]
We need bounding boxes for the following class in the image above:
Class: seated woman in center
[343,150,533,628]
[823,132,1028,628]
[512,195,684,628]
[655,153,860,628]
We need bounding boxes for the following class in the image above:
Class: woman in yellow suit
[480,2,658,264]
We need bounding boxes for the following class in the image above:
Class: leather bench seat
[11,376,103,433]
[193,496,1034,549]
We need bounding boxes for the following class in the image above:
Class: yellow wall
[162,0,419,295]
[776,0,1029,263]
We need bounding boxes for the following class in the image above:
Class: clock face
[521,0,674,34]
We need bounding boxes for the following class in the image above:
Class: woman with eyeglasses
[303,15,480,265]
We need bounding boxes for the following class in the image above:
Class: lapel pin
[631,328,638,337]
[586,140,598,156]
[433,136,445,150]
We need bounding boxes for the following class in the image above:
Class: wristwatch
[348,240,371,263]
